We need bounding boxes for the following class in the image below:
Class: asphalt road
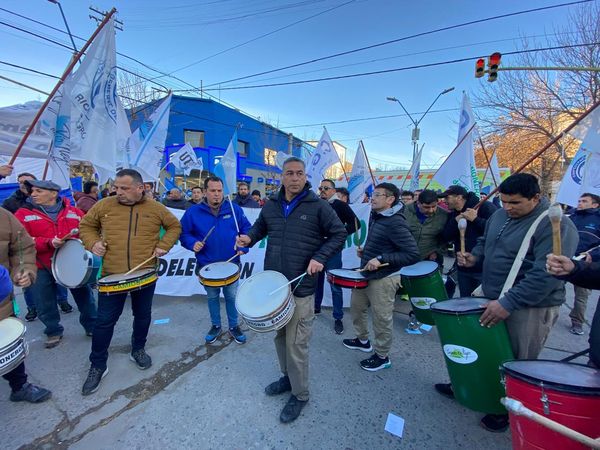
[2,284,596,450]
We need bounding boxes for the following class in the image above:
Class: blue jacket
[0,264,12,303]
[180,200,252,268]
[568,207,600,258]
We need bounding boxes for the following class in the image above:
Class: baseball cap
[438,185,468,198]
[25,179,61,192]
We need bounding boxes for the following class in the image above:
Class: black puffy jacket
[2,189,28,214]
[361,204,420,280]
[247,183,347,297]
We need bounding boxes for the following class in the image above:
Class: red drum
[326,269,368,289]
[501,360,600,450]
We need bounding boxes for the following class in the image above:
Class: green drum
[400,261,448,325]
[430,298,515,414]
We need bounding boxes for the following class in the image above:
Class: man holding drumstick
[180,176,251,345]
[79,169,181,395]
[236,157,347,424]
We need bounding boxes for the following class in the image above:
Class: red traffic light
[475,58,485,78]
[488,52,501,82]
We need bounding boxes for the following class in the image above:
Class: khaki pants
[274,294,314,401]
[350,275,401,358]
[505,306,560,359]
[569,285,590,326]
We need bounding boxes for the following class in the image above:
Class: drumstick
[548,203,562,256]
[201,226,216,244]
[268,272,306,296]
[124,255,156,276]
[58,228,79,241]
[224,252,241,263]
[355,262,389,272]
[458,218,467,254]
[354,217,361,250]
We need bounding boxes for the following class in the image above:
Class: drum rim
[430,298,489,314]
[235,270,291,316]
[199,261,240,279]
[501,359,600,393]
[326,268,366,281]
[199,272,240,287]
[52,240,99,288]
[0,317,26,350]
[97,273,158,293]
[98,269,157,286]
[327,273,369,287]
[243,297,296,332]
[399,260,439,277]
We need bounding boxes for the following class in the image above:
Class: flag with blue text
[170,143,203,176]
[347,140,372,204]
[214,129,238,196]
[306,128,340,192]
[407,146,422,192]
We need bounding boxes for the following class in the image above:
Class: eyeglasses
[318,186,332,191]
[372,193,390,198]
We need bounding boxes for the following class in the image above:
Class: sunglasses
[318,186,333,191]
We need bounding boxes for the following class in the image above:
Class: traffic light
[475,58,485,78]
[488,52,501,82]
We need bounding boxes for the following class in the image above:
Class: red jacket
[15,200,85,270]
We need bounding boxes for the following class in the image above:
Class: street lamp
[387,87,455,160]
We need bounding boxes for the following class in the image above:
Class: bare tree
[117,69,158,118]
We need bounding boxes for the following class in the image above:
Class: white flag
[406,146,422,192]
[434,93,480,193]
[170,143,203,176]
[306,128,340,192]
[347,140,372,204]
[213,129,237,196]
[47,78,73,189]
[130,93,172,182]
[581,150,600,195]
[481,150,501,189]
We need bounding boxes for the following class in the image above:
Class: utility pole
[89,6,124,30]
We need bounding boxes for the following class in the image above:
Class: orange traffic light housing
[488,52,501,82]
[475,58,485,78]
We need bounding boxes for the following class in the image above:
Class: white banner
[155,203,371,307]
[0,101,52,159]
[306,128,340,192]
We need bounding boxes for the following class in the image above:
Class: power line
[192,42,600,91]
[205,0,592,87]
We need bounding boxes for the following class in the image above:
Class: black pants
[2,361,27,392]
[590,298,600,368]
[457,270,482,297]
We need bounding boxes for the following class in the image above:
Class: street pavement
[3,284,596,450]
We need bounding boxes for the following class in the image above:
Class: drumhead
[430,297,489,314]
[52,240,91,287]
[328,269,367,281]
[199,262,239,280]
[399,261,438,277]
[0,318,26,348]
[502,360,600,392]
[99,268,155,284]
[236,270,290,318]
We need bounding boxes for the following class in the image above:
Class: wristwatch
[376,255,384,262]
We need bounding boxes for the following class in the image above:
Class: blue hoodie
[180,199,252,268]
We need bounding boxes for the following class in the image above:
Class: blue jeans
[56,284,68,302]
[89,282,155,370]
[314,252,344,320]
[205,281,239,329]
[29,269,97,337]
[23,284,69,309]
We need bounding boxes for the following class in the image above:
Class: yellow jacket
[79,196,181,275]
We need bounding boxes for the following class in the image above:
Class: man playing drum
[236,157,347,424]
[0,207,52,403]
[343,183,420,371]
[437,174,578,432]
[15,180,97,349]
[79,169,181,395]
[180,176,252,345]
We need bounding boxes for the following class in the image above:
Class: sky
[0,0,592,170]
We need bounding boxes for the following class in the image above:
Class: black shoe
[434,383,455,399]
[280,395,308,423]
[314,308,321,315]
[343,338,372,352]
[130,349,152,370]
[205,325,222,344]
[59,301,74,313]
[10,383,52,403]
[82,367,108,395]
[480,413,509,432]
[229,326,247,344]
[265,376,292,396]
[360,353,391,372]
[25,308,37,322]
[334,319,343,335]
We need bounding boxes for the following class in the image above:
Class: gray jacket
[471,198,578,312]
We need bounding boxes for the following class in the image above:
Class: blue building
[129,95,310,195]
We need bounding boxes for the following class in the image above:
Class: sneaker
[59,301,74,313]
[10,383,52,403]
[82,367,108,396]
[205,325,222,344]
[343,338,372,352]
[480,413,509,432]
[334,319,343,335]
[360,354,391,372]
[280,395,308,423]
[229,326,246,344]
[265,376,291,396]
[130,349,152,370]
[45,335,62,349]
[25,308,37,322]
[434,383,455,399]
[570,323,584,335]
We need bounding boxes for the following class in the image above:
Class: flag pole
[474,97,600,209]
[424,123,476,189]
[9,8,117,166]
[478,137,499,189]
[361,140,377,187]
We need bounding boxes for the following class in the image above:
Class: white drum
[0,317,28,376]
[51,239,102,288]
[199,262,240,287]
[235,271,295,333]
